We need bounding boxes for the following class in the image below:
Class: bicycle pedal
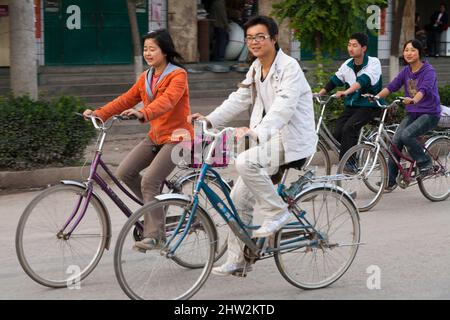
[231,271,248,277]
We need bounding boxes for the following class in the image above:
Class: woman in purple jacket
[375,39,441,190]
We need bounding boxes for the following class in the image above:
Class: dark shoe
[417,166,434,180]
[385,182,397,191]
[376,181,397,191]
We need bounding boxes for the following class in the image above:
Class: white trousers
[226,134,288,265]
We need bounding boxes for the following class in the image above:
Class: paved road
[1,168,449,300]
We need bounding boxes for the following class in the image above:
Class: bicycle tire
[16,184,108,288]
[418,136,450,201]
[114,198,216,300]
[337,143,388,212]
[274,185,360,290]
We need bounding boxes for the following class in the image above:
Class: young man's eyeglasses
[245,34,271,43]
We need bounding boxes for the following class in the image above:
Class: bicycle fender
[60,180,112,250]
[294,182,359,218]
[153,193,219,253]
[154,193,191,202]
[424,135,450,149]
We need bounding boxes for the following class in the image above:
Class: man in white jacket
[189,16,317,276]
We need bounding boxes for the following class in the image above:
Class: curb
[0,165,115,190]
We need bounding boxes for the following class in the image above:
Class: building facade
[0,0,447,67]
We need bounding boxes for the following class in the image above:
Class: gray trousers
[116,136,176,239]
[226,134,288,265]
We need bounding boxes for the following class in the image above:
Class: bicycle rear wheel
[15,184,108,288]
[274,186,360,290]
[114,198,216,300]
[418,137,450,201]
[337,143,387,212]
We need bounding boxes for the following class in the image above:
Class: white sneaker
[211,263,252,276]
[252,211,291,238]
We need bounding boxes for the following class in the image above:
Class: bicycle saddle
[270,158,307,184]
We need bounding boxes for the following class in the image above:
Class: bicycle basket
[189,132,230,168]
[438,105,450,128]
[438,115,450,128]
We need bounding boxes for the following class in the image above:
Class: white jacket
[207,49,318,163]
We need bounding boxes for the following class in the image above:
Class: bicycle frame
[312,95,374,161]
[60,116,145,237]
[164,123,323,260]
[374,123,435,186]
[365,102,443,187]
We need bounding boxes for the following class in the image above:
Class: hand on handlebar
[83,109,95,119]
[335,91,347,99]
[120,108,142,120]
[234,127,258,142]
[188,113,212,128]
[402,97,415,105]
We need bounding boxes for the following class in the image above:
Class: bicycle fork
[57,184,94,240]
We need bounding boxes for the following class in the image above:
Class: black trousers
[333,107,381,160]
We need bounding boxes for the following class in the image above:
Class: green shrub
[0,95,95,170]
[439,84,450,106]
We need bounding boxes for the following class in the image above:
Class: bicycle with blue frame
[15,114,231,289]
[113,120,361,300]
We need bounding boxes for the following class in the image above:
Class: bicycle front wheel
[177,173,230,263]
[274,186,360,290]
[114,198,216,300]
[418,136,450,201]
[337,143,388,212]
[15,184,108,288]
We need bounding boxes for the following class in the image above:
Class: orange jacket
[94,66,193,145]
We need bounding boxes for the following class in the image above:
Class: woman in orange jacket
[83,29,193,251]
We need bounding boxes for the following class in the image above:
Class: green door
[44,0,148,65]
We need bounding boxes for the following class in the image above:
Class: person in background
[374,39,441,190]
[210,0,230,61]
[426,3,449,57]
[318,33,383,166]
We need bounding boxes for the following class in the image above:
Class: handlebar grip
[116,115,137,121]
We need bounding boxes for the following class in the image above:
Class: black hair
[440,3,447,10]
[349,32,369,48]
[243,15,280,51]
[142,29,185,70]
[403,39,424,60]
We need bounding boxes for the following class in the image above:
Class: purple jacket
[387,61,441,116]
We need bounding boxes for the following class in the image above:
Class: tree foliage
[272,0,388,54]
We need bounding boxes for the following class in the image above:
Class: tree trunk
[127,0,143,80]
[389,0,406,81]
[9,0,38,99]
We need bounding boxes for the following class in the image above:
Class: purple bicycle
[15,114,231,288]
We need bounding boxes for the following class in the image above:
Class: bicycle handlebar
[75,112,137,131]
[362,94,407,109]
[196,119,235,139]
[313,93,337,105]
